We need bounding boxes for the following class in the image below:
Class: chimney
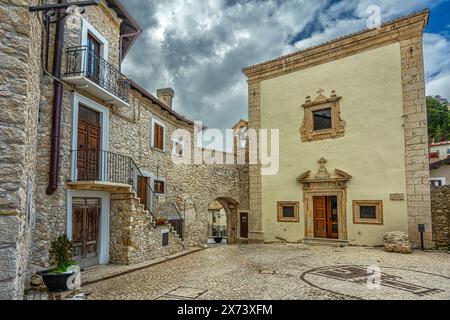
[157,88,175,109]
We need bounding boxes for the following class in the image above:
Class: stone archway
[209,197,239,244]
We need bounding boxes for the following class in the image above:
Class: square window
[154,180,165,194]
[313,108,332,131]
[353,201,383,225]
[282,206,296,218]
[277,201,299,222]
[359,206,377,219]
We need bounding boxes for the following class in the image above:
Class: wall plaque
[390,193,405,201]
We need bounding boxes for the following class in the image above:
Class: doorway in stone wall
[207,197,239,245]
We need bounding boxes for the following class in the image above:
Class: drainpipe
[46,0,65,195]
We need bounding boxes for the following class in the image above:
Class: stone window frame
[300,89,346,143]
[151,117,166,152]
[277,201,300,223]
[353,200,384,225]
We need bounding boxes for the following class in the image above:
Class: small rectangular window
[154,180,165,194]
[353,201,383,225]
[359,206,377,219]
[277,201,300,222]
[313,108,332,131]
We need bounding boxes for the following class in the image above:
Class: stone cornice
[243,10,429,83]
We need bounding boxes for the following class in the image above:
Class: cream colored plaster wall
[260,43,408,246]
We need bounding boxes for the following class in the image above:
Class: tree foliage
[427,95,450,142]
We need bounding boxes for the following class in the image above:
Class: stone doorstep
[303,238,350,247]
[81,247,206,287]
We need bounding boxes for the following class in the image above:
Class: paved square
[83,244,450,300]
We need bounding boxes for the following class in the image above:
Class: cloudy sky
[121,0,450,138]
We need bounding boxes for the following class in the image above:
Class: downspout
[46,0,65,195]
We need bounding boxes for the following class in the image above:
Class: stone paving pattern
[82,244,450,300]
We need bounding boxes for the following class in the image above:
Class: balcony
[68,149,159,218]
[63,46,130,108]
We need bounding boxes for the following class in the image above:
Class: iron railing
[170,203,185,240]
[64,45,130,103]
[71,149,159,221]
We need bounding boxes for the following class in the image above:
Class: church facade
[243,10,432,248]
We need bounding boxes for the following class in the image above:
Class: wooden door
[327,196,339,239]
[313,196,339,239]
[86,32,101,83]
[313,196,327,238]
[77,106,101,181]
[240,212,248,238]
[137,176,149,205]
[72,198,101,267]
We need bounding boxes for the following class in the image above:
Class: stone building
[0,0,248,300]
[242,10,433,249]
[0,1,439,301]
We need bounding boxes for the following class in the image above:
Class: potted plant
[156,218,167,226]
[38,235,78,292]
[214,231,223,244]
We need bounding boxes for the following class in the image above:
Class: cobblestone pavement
[83,244,450,300]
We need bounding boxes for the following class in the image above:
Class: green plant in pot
[38,235,79,292]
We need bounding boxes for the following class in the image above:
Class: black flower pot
[39,271,76,293]
[214,237,223,244]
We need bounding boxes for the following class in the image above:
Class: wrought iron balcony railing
[64,46,130,103]
[71,149,159,220]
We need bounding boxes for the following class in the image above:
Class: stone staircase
[109,188,185,265]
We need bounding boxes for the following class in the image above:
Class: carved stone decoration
[315,157,331,179]
[300,89,346,143]
[297,159,352,189]
[296,158,352,241]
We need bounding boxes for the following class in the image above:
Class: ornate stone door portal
[297,158,352,241]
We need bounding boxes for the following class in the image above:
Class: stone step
[303,237,349,247]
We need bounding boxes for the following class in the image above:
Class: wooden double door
[77,105,101,181]
[313,196,339,239]
[72,198,101,268]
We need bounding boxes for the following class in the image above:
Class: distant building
[429,141,450,163]
[430,158,450,186]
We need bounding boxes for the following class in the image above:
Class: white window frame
[80,18,109,77]
[70,93,110,181]
[81,19,109,60]
[430,177,446,186]
[151,117,166,152]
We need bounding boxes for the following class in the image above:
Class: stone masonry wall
[247,81,264,242]
[400,36,433,249]
[0,0,41,299]
[110,194,184,265]
[31,1,123,271]
[431,186,450,249]
[29,0,248,275]
[110,90,249,248]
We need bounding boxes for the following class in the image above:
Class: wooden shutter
[158,125,164,150]
[153,123,165,150]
